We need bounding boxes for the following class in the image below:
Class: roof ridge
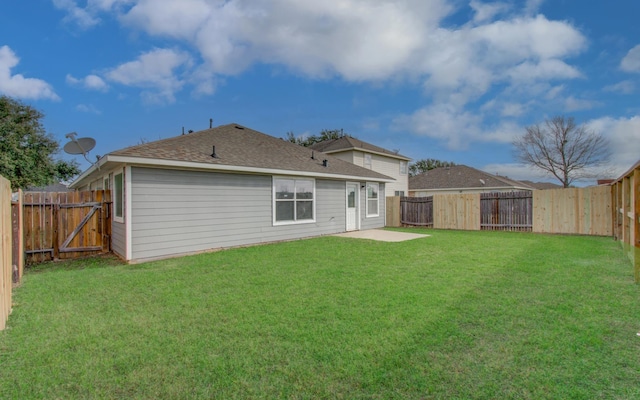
[110,123,242,155]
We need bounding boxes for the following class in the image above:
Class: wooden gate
[400,196,434,227]
[21,190,111,263]
[480,191,533,232]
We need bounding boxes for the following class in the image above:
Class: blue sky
[1,0,639,184]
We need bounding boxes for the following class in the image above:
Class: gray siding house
[70,124,393,263]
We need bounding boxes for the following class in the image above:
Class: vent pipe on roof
[210,118,213,129]
[322,159,328,167]
[211,146,217,158]
[311,151,315,160]
[182,126,185,135]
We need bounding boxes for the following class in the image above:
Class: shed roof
[309,136,410,160]
[71,123,394,188]
[409,165,534,191]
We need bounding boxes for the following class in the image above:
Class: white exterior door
[346,183,359,231]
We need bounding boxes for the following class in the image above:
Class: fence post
[1,175,12,330]
[11,189,23,284]
[386,196,401,227]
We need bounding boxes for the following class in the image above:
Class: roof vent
[234,125,244,130]
[311,151,315,160]
[211,145,217,158]
[322,159,328,167]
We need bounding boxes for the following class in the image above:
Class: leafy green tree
[286,128,351,147]
[0,96,80,190]
[409,159,456,176]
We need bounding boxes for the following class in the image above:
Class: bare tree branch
[512,115,610,187]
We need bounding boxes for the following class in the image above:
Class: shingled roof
[71,123,394,187]
[309,136,410,160]
[409,165,534,191]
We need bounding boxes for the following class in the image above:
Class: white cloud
[603,80,635,94]
[0,45,59,100]
[394,103,519,150]
[524,0,545,15]
[105,48,192,103]
[75,104,101,114]
[66,74,109,91]
[470,0,510,23]
[53,0,133,28]
[621,44,640,73]
[52,0,100,28]
[587,116,640,176]
[563,96,600,112]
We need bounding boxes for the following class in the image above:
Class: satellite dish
[64,137,96,154]
[63,132,98,166]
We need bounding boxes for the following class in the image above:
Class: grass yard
[1,229,639,399]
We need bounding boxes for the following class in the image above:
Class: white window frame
[366,182,379,217]
[113,170,125,223]
[364,153,372,169]
[273,177,316,226]
[400,161,408,175]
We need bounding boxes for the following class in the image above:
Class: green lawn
[1,229,639,399]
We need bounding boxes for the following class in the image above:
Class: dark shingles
[109,123,392,181]
[409,165,533,190]
[309,136,410,160]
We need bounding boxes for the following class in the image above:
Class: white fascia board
[73,155,395,185]
[68,155,111,189]
[324,148,411,161]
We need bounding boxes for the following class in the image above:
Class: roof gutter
[69,155,395,188]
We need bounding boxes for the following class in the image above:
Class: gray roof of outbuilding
[409,165,534,190]
[309,136,411,160]
[72,123,393,187]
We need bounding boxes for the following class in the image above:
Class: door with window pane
[346,183,358,231]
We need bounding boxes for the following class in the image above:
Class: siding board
[126,167,380,262]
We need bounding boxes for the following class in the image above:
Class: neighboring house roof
[309,136,411,161]
[71,123,394,188]
[409,165,534,191]
[520,180,563,190]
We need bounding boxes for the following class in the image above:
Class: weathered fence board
[400,196,433,227]
[11,190,23,283]
[480,191,532,232]
[21,190,111,263]
[1,175,12,330]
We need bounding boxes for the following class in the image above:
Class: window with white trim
[366,182,379,217]
[114,172,124,222]
[364,154,372,169]
[400,161,408,175]
[274,178,315,224]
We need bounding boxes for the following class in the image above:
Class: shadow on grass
[26,254,125,274]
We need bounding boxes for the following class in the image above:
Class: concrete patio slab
[333,229,430,242]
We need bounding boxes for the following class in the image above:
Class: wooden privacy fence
[389,186,612,236]
[480,191,533,231]
[400,196,433,227]
[611,160,640,281]
[19,190,112,264]
[1,175,12,330]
